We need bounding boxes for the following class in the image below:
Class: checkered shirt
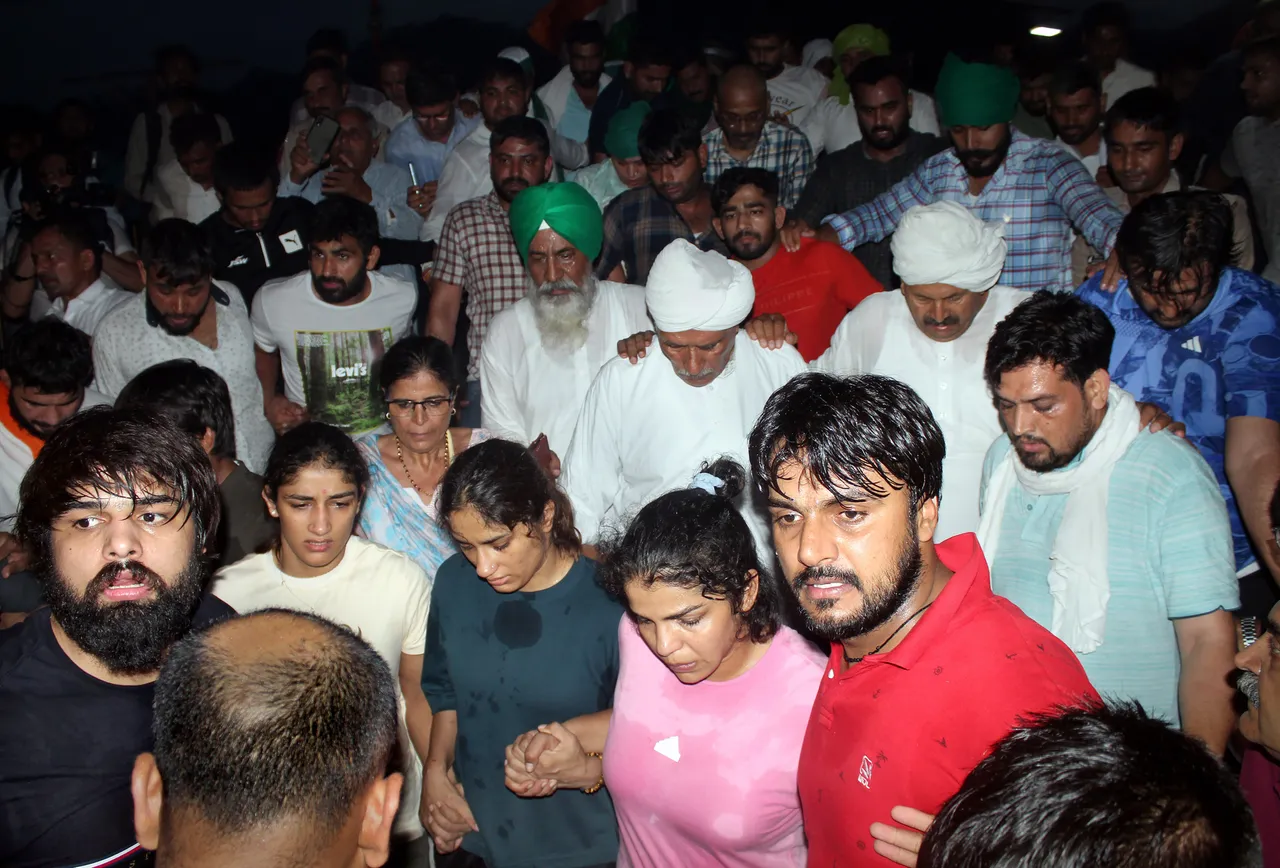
[704,121,815,210]
[823,129,1124,291]
[434,192,527,380]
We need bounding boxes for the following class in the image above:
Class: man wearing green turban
[828,24,891,106]
[509,181,604,263]
[814,51,1123,293]
[568,102,651,210]
[482,180,650,461]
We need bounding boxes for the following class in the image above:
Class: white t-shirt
[560,331,807,552]
[210,536,431,837]
[1101,58,1157,108]
[813,286,1025,538]
[767,65,829,141]
[48,278,133,337]
[251,270,415,436]
[1057,136,1107,180]
[480,281,650,456]
[93,284,275,473]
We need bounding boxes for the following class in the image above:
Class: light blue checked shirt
[823,129,1123,292]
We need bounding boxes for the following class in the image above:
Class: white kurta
[561,331,808,549]
[47,279,133,338]
[480,281,650,456]
[812,286,1024,539]
[807,90,940,156]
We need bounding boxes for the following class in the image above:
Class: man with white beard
[560,239,807,554]
[480,182,650,462]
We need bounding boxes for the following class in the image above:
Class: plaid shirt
[596,185,729,284]
[824,129,1123,291]
[704,121,814,210]
[434,192,526,380]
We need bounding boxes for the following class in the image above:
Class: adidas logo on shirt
[1181,336,1203,353]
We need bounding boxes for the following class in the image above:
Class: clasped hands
[503,722,599,798]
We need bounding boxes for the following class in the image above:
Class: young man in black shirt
[0,405,234,868]
[200,142,313,307]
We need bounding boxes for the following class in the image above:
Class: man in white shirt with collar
[537,21,612,145]
[28,211,131,338]
[422,58,587,243]
[481,182,649,463]
[1050,61,1108,182]
[385,70,480,214]
[252,197,415,438]
[153,113,222,225]
[373,50,413,132]
[1083,2,1157,107]
[287,29,387,128]
[560,239,807,552]
[93,219,274,473]
[813,200,1021,539]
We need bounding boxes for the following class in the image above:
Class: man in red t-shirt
[748,372,1098,868]
[713,167,880,361]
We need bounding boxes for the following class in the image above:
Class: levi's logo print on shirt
[295,328,392,435]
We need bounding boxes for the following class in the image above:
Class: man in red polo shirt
[713,167,880,361]
[749,372,1098,867]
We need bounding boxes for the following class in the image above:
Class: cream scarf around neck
[978,384,1142,654]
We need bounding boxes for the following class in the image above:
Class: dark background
[0,0,1263,159]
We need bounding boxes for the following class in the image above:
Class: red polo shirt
[798,534,1098,867]
[749,238,881,362]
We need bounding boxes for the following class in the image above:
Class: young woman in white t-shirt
[210,422,434,857]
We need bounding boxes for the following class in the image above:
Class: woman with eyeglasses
[357,335,491,576]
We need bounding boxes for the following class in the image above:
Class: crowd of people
[2,1,1280,866]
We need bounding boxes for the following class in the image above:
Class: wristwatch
[1241,615,1260,650]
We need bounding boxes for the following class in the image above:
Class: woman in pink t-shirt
[503,459,827,868]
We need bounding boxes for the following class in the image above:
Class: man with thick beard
[252,196,415,437]
[817,53,1123,292]
[480,182,649,461]
[94,219,274,473]
[0,405,234,868]
[747,372,1096,868]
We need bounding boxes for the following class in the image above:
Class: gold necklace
[396,430,453,494]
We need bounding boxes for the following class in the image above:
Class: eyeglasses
[386,396,453,417]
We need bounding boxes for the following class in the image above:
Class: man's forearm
[1177,614,1238,756]
[426,280,461,344]
[426,709,459,770]
[101,252,143,292]
[254,348,281,410]
[1224,423,1280,577]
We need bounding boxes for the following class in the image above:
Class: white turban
[803,39,833,70]
[890,200,1007,293]
[645,240,756,332]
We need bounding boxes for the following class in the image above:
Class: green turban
[509,182,603,263]
[829,24,891,105]
[934,53,1020,128]
[604,101,650,159]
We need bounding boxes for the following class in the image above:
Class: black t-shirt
[200,195,314,307]
[0,594,235,868]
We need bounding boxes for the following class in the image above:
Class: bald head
[140,609,400,863]
[717,63,769,104]
[715,64,770,151]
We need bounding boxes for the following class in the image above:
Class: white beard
[529,275,599,354]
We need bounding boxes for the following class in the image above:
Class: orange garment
[0,381,45,457]
[749,237,882,361]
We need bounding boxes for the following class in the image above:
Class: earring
[385,412,391,420]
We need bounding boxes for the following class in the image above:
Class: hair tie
[688,473,724,496]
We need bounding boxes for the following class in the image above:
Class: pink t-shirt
[603,616,826,868]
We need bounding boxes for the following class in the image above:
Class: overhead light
[1030,26,1062,37]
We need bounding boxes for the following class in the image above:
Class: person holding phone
[282,106,423,283]
[356,335,490,578]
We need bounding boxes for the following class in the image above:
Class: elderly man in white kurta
[813,200,1022,539]
[560,239,808,549]
[481,182,650,460]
